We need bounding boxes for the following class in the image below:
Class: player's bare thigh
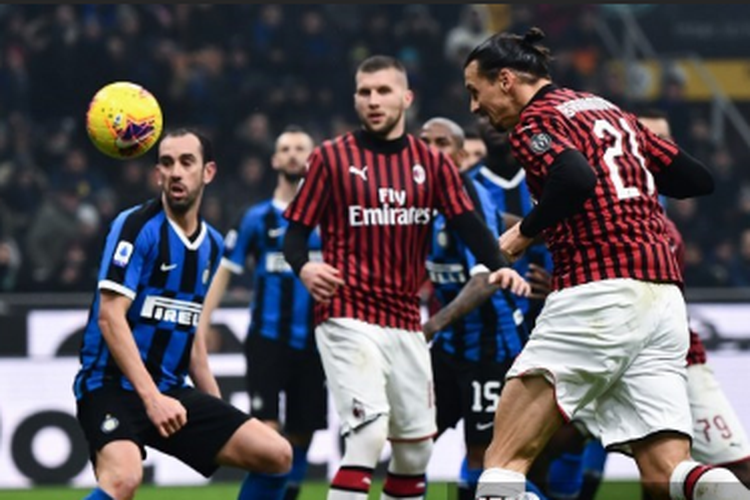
[94,441,144,500]
[215,417,292,474]
[484,375,565,473]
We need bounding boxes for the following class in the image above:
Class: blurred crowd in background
[0,4,748,294]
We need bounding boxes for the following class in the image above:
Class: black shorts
[431,347,513,446]
[76,386,249,477]
[245,333,327,434]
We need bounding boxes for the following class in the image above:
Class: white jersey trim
[166,218,207,251]
[479,167,526,190]
[98,280,136,301]
[220,257,244,275]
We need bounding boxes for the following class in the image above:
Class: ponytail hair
[465,27,552,82]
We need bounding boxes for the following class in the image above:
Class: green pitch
[0,481,640,499]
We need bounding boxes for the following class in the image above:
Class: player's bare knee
[262,436,293,474]
[98,467,143,500]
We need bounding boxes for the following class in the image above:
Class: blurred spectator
[0,200,21,291]
[49,147,109,203]
[444,4,492,67]
[23,180,81,288]
[727,229,750,287]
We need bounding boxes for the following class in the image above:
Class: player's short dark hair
[464,26,552,82]
[159,127,215,164]
[282,124,307,134]
[463,127,482,141]
[356,55,407,76]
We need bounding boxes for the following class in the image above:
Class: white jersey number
[594,118,655,200]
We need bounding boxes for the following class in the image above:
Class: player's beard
[164,184,201,215]
[361,108,403,139]
[281,171,303,183]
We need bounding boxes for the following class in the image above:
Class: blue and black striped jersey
[74,198,223,399]
[427,175,527,363]
[222,199,322,350]
[467,164,554,319]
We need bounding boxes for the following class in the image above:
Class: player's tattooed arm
[422,272,496,342]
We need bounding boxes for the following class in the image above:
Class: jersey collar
[354,129,409,155]
[522,82,559,113]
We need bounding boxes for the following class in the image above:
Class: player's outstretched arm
[423,272,502,342]
[190,265,232,398]
[98,290,187,438]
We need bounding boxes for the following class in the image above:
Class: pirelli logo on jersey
[349,188,432,227]
[426,261,467,284]
[265,251,323,273]
[140,296,203,326]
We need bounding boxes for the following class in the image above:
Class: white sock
[475,468,526,499]
[669,460,750,500]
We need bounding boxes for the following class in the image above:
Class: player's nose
[470,99,481,114]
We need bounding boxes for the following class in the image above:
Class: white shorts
[507,278,693,452]
[315,317,437,441]
[688,363,750,465]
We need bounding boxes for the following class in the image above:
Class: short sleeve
[220,208,259,275]
[283,148,330,227]
[97,215,152,300]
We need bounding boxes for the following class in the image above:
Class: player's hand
[422,320,438,343]
[526,263,552,300]
[144,393,188,439]
[299,262,345,304]
[488,268,531,297]
[498,222,533,263]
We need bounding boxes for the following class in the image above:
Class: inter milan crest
[251,395,264,412]
[100,414,119,434]
[437,230,449,248]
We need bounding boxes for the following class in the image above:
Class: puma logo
[349,165,368,181]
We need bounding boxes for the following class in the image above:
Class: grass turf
[0,481,641,499]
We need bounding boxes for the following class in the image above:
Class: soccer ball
[86,81,163,159]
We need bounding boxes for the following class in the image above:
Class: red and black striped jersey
[509,85,683,290]
[284,130,474,331]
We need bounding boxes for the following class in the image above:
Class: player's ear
[499,68,513,92]
[403,89,414,109]
[203,161,217,185]
[456,148,469,169]
[271,153,281,171]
